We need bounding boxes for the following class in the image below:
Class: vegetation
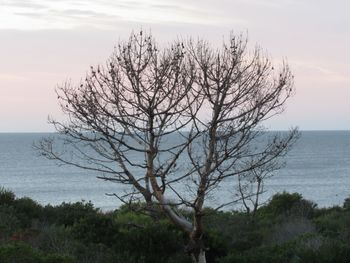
[1,188,350,262]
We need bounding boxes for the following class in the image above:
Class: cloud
[150,3,184,11]
[60,9,107,17]
[13,12,45,18]
[0,73,28,82]
[292,60,350,84]
[2,0,48,9]
[47,8,119,23]
[1,0,246,30]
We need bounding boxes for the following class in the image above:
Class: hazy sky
[1,0,349,131]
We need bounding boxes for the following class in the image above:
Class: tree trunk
[191,249,207,263]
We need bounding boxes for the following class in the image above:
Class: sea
[0,131,349,211]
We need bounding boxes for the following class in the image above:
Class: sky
[0,0,349,132]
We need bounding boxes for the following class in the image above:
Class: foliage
[2,189,350,262]
[258,191,316,218]
[218,242,296,263]
[14,197,43,228]
[0,242,74,263]
[0,188,16,206]
[41,201,99,226]
[314,209,350,239]
[343,197,350,210]
[0,206,21,239]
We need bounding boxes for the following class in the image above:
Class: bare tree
[236,148,287,216]
[36,31,298,263]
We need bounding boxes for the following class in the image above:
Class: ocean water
[0,131,349,210]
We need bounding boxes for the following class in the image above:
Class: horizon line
[1,129,350,134]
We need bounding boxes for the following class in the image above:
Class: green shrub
[267,218,315,244]
[314,209,350,239]
[0,242,74,263]
[112,211,189,263]
[204,228,229,262]
[13,197,43,228]
[258,192,316,218]
[296,239,350,263]
[35,225,76,255]
[42,201,98,226]
[73,242,116,263]
[0,188,15,206]
[219,242,296,263]
[3,190,350,263]
[113,210,154,228]
[42,254,75,263]
[15,197,42,219]
[0,206,21,239]
[71,212,116,246]
[203,210,266,253]
[343,197,350,210]
[0,242,42,263]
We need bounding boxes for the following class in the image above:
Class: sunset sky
[1,0,349,132]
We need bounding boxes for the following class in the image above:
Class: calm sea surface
[0,131,350,210]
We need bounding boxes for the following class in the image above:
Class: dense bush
[258,192,316,218]
[218,242,296,263]
[314,209,350,239]
[343,197,350,210]
[14,197,42,228]
[0,206,21,239]
[0,242,74,263]
[0,188,16,206]
[1,188,350,262]
[41,201,99,226]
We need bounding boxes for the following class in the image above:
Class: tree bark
[191,249,206,263]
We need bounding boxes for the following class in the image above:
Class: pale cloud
[234,0,299,8]
[1,0,348,32]
[1,0,48,9]
[0,73,28,82]
[0,0,243,30]
[291,60,350,84]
